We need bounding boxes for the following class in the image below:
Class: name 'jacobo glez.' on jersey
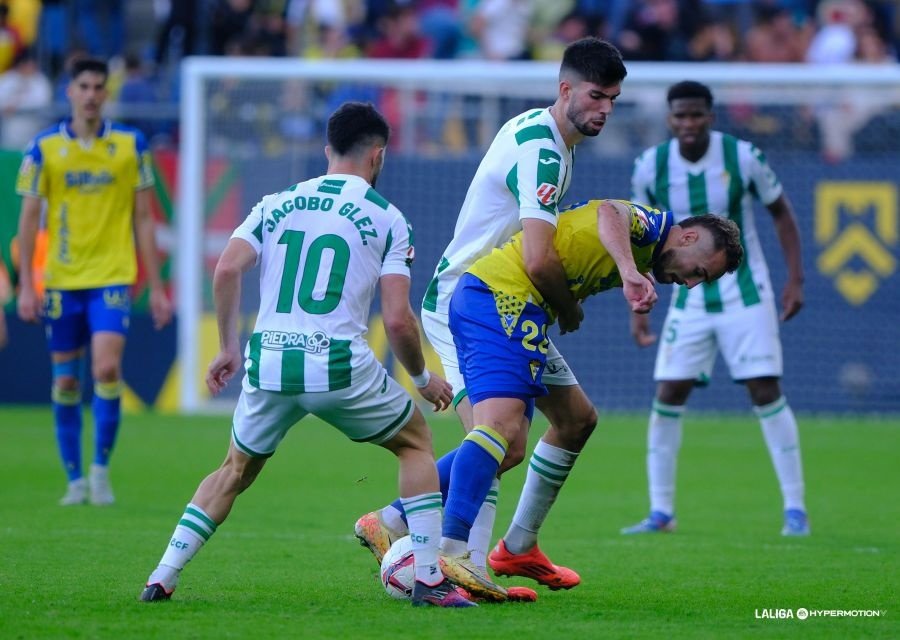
[260,179,381,246]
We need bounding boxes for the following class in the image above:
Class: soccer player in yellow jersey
[437,199,743,600]
[15,57,172,506]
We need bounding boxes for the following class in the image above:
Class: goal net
[177,58,900,414]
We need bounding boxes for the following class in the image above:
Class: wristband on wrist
[411,370,431,388]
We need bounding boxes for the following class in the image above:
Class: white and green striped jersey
[631,130,783,313]
[232,174,414,394]
[422,107,574,315]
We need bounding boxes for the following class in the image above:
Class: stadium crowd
[0,0,897,155]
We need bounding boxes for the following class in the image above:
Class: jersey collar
[651,209,674,263]
[61,118,111,141]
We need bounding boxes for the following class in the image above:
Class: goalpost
[177,58,900,414]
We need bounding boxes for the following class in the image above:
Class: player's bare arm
[767,194,804,322]
[133,188,174,330]
[15,195,43,323]
[597,200,658,314]
[380,274,452,411]
[630,311,657,347]
[207,238,256,395]
[521,218,583,334]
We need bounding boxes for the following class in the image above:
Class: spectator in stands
[154,0,201,65]
[211,0,255,55]
[38,0,69,77]
[743,4,813,62]
[688,16,739,61]
[617,0,702,61]
[248,0,291,57]
[117,52,162,141]
[75,0,125,59]
[417,0,463,59]
[0,3,23,73]
[814,20,899,162]
[806,0,867,64]
[469,0,533,60]
[366,1,431,59]
[0,48,51,151]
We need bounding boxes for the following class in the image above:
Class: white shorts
[653,297,783,383]
[231,358,415,457]
[421,307,578,405]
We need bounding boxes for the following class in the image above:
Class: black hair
[679,215,743,273]
[326,102,390,157]
[667,80,713,108]
[70,57,109,81]
[560,37,627,86]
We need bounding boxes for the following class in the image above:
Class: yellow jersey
[15,120,154,290]
[468,199,672,321]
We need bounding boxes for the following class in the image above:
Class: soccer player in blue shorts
[437,199,744,600]
[15,57,172,506]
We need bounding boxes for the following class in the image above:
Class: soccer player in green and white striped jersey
[140,102,474,608]
[623,81,809,537]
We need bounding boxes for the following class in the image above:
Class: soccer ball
[380,535,415,600]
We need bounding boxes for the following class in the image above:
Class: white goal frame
[177,57,900,412]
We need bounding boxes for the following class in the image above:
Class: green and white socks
[401,492,443,585]
[147,503,218,589]
[647,400,685,517]
[503,440,578,554]
[755,396,806,511]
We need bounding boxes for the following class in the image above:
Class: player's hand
[630,311,656,347]
[206,348,242,395]
[558,302,584,335]
[415,370,452,412]
[622,271,657,314]
[149,286,174,330]
[780,279,803,322]
[16,286,42,323]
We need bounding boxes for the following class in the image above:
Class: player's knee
[499,441,527,474]
[91,361,121,384]
[746,377,782,406]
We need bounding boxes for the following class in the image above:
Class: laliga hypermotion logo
[816,182,897,305]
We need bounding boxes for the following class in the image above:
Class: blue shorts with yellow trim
[43,285,131,352]
[449,273,549,414]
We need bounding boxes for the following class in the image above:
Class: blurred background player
[439,198,743,602]
[15,57,172,506]
[623,80,809,537]
[140,102,472,608]
[354,37,646,598]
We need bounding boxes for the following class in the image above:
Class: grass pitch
[0,407,897,639]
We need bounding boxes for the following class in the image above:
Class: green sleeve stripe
[515,124,554,145]
[381,227,394,263]
[506,165,520,205]
[252,221,263,243]
[364,187,389,210]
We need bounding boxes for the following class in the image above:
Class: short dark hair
[70,57,109,81]
[679,214,743,273]
[560,37,627,86]
[326,102,390,157]
[667,80,713,108]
